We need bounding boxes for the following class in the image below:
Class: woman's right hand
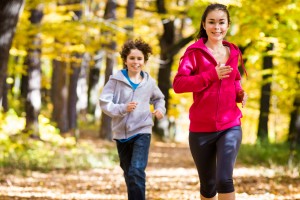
[215,62,233,80]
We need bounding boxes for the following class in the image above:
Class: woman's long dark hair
[196,3,230,40]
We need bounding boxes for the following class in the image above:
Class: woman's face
[125,49,145,74]
[203,9,229,42]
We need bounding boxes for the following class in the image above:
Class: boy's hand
[153,110,164,120]
[127,102,138,112]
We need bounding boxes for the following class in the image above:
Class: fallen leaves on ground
[0,139,299,200]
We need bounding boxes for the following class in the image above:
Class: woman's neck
[205,40,229,64]
[205,40,224,51]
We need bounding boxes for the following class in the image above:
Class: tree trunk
[0,0,24,103]
[51,1,83,135]
[100,49,116,140]
[126,0,135,18]
[288,62,300,165]
[124,0,135,39]
[153,20,175,139]
[51,60,69,133]
[88,50,104,116]
[257,43,274,142]
[77,53,90,120]
[68,56,81,131]
[1,74,9,112]
[153,0,194,139]
[23,8,43,136]
[99,0,117,140]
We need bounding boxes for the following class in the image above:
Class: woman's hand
[215,62,233,80]
[153,110,164,120]
[242,92,248,108]
[126,101,138,112]
[237,90,248,108]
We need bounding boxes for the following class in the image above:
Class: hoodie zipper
[124,89,136,139]
[215,79,222,131]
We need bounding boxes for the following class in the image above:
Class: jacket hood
[183,38,247,76]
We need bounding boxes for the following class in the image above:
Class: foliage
[4,0,300,146]
[238,141,300,169]
[0,110,118,172]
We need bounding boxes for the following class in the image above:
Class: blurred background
[0,0,300,182]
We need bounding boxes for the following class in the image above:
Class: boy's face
[125,49,145,74]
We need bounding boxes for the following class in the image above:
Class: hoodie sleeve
[150,80,166,115]
[173,51,219,93]
[99,77,128,118]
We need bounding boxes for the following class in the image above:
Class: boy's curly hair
[120,38,152,68]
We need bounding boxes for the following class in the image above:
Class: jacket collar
[112,70,149,85]
[184,38,247,77]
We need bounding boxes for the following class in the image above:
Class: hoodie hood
[110,70,150,87]
[183,38,247,76]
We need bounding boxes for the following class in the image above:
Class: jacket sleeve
[173,52,219,93]
[150,81,166,115]
[99,77,128,118]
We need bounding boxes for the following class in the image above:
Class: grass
[238,142,300,169]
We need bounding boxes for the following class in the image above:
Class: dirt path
[0,140,299,200]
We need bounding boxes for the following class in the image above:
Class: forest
[0,0,300,199]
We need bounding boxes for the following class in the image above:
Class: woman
[99,38,166,200]
[173,3,247,200]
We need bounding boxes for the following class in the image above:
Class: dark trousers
[116,134,151,200]
[189,126,242,198]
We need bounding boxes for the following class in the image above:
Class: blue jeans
[116,134,151,200]
[189,126,242,198]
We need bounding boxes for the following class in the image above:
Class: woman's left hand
[242,92,248,108]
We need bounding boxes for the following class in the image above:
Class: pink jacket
[173,38,246,132]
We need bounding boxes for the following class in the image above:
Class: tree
[0,0,24,109]
[99,0,117,140]
[153,0,194,139]
[228,0,300,143]
[50,0,85,135]
[22,6,44,136]
[288,62,300,165]
[257,43,274,142]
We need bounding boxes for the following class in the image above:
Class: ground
[0,138,300,200]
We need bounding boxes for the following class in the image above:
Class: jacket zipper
[124,89,135,139]
[215,79,222,131]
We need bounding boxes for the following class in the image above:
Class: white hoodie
[99,70,166,140]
